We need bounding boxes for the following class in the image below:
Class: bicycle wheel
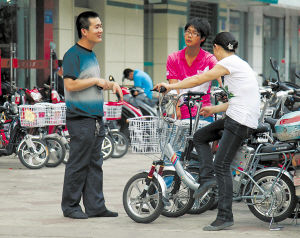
[18,138,49,169]
[102,135,114,160]
[62,136,70,164]
[110,131,129,158]
[245,170,297,222]
[44,137,66,167]
[161,170,195,217]
[186,167,216,214]
[123,172,163,223]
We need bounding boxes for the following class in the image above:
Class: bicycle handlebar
[184,91,206,97]
[151,86,167,93]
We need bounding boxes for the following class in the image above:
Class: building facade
[0,0,299,99]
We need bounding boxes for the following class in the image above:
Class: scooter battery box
[231,145,255,171]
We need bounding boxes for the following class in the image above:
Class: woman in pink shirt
[166,17,218,120]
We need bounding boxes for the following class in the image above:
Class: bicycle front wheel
[123,172,163,223]
[18,138,49,169]
[161,170,195,217]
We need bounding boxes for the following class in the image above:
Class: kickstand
[268,206,284,231]
[266,196,284,231]
[269,216,284,231]
[291,203,300,226]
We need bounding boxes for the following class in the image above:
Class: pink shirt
[166,47,217,119]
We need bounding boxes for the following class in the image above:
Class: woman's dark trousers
[193,116,251,222]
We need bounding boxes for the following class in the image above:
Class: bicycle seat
[183,91,206,98]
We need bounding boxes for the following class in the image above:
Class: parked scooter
[109,75,157,116]
[108,76,144,139]
[128,86,159,110]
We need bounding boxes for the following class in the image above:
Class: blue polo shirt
[63,43,104,119]
[133,70,153,99]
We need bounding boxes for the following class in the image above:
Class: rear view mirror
[109,75,115,82]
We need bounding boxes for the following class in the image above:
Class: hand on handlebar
[200,106,214,118]
[153,82,170,93]
[112,82,123,101]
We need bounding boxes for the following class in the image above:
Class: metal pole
[13,43,16,88]
[50,48,53,90]
[10,42,16,89]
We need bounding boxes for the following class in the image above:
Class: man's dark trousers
[61,117,106,216]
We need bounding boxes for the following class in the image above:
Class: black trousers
[61,117,106,216]
[193,116,252,222]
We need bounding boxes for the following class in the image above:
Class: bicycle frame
[145,91,297,206]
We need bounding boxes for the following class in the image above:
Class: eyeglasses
[184,30,200,37]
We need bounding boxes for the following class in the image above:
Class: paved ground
[0,152,299,238]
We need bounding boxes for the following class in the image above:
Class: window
[263,16,285,80]
[230,10,248,60]
[188,2,218,54]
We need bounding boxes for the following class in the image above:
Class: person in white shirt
[154,32,260,231]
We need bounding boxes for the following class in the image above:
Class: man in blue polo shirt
[61,11,123,220]
[123,68,153,99]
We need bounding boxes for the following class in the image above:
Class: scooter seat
[253,123,270,134]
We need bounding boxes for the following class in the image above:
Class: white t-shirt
[217,55,260,129]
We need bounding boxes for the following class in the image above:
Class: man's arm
[64,77,109,92]
[64,78,123,100]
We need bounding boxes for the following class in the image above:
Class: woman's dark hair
[184,17,211,46]
[76,11,99,39]
[123,68,134,79]
[213,32,238,52]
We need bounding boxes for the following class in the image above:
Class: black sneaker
[64,210,88,219]
[88,209,118,218]
[203,219,234,231]
[193,178,217,199]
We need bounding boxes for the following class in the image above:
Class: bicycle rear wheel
[110,131,129,158]
[45,137,66,167]
[102,135,114,160]
[161,170,195,217]
[246,170,297,222]
[123,172,163,223]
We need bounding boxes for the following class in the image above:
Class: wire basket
[48,103,66,125]
[128,116,160,153]
[159,119,211,153]
[19,103,66,127]
[103,102,122,121]
[128,116,211,154]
